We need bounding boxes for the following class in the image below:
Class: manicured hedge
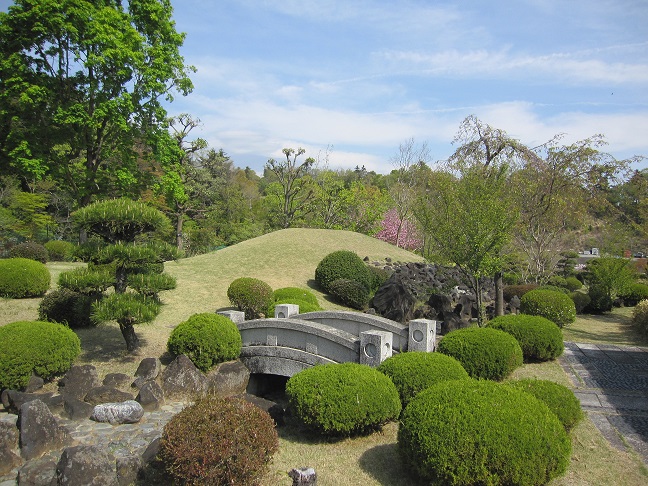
[44,240,76,261]
[487,314,564,361]
[437,327,523,380]
[286,362,401,436]
[398,379,571,485]
[0,321,81,390]
[9,241,48,262]
[38,288,97,328]
[314,250,372,293]
[329,278,370,310]
[227,277,273,319]
[0,258,51,298]
[520,289,576,327]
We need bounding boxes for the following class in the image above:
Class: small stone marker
[288,467,317,485]
[91,400,144,425]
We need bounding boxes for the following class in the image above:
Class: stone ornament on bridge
[360,330,393,367]
[408,319,437,352]
[274,304,300,319]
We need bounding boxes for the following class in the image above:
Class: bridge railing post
[408,319,436,352]
[359,330,392,367]
[217,310,246,324]
[275,304,300,318]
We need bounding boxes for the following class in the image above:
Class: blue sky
[3,0,648,173]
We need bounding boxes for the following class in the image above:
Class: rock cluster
[0,355,253,485]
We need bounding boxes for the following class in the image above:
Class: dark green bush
[329,278,370,310]
[585,284,613,314]
[272,287,320,306]
[0,321,81,390]
[570,291,591,314]
[619,283,648,307]
[488,314,564,362]
[314,250,372,293]
[38,288,98,328]
[377,351,469,408]
[9,241,48,262]
[44,240,76,261]
[0,258,51,298]
[167,313,242,372]
[546,276,567,288]
[227,277,273,319]
[564,276,583,292]
[286,362,401,436]
[520,289,576,327]
[368,265,391,292]
[267,299,321,317]
[503,284,538,302]
[537,284,569,294]
[507,379,584,432]
[437,327,523,380]
[398,379,571,485]
[160,395,278,485]
[632,300,648,336]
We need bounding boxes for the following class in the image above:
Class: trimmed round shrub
[537,284,569,294]
[167,313,242,372]
[546,276,568,288]
[38,288,98,328]
[227,277,273,320]
[329,278,370,310]
[9,241,48,262]
[44,240,76,261]
[570,291,591,314]
[0,321,81,390]
[272,287,320,306]
[160,395,278,485]
[487,314,564,362]
[619,283,648,307]
[437,327,523,380]
[314,250,372,293]
[267,299,321,318]
[377,351,469,408]
[520,289,576,327]
[632,299,648,336]
[398,379,571,485]
[286,362,401,436]
[503,284,538,302]
[507,379,584,432]
[0,258,51,298]
[368,265,391,292]
[585,284,613,314]
[564,276,583,292]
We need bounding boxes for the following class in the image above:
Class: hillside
[159,228,424,327]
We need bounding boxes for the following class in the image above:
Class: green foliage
[0,258,50,298]
[58,267,114,294]
[586,257,637,303]
[267,299,321,317]
[632,300,648,336]
[437,327,523,380]
[564,276,583,291]
[167,313,242,372]
[92,293,161,326]
[127,272,177,296]
[570,291,592,314]
[507,379,584,432]
[487,314,564,361]
[0,321,80,390]
[618,283,648,306]
[314,250,372,293]
[44,240,76,261]
[227,277,274,320]
[586,284,614,314]
[377,351,469,408]
[367,265,391,292]
[328,278,370,310]
[547,275,567,288]
[286,362,401,436]
[537,284,569,294]
[160,395,278,486]
[38,288,97,328]
[503,284,539,302]
[9,241,48,262]
[398,379,571,485]
[520,289,577,327]
[272,287,320,306]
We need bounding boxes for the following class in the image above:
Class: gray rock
[56,445,118,486]
[116,454,141,486]
[63,397,95,420]
[19,400,70,460]
[132,358,161,388]
[59,365,101,400]
[0,443,22,476]
[24,375,44,393]
[207,360,250,397]
[102,373,131,388]
[1,390,57,414]
[17,457,56,486]
[135,381,164,412]
[289,467,317,485]
[84,386,133,406]
[91,400,144,425]
[140,437,161,466]
[161,355,208,398]
[237,393,284,426]
[0,417,19,450]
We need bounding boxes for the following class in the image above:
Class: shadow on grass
[358,443,422,485]
[75,323,149,365]
[563,310,648,346]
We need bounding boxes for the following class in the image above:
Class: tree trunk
[119,322,140,352]
[175,211,184,250]
[495,271,504,316]
[115,266,128,293]
[475,277,484,326]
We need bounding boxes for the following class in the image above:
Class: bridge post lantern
[217,310,246,324]
[408,319,437,352]
[360,330,392,367]
[275,304,300,318]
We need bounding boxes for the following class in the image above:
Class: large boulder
[207,360,250,397]
[135,381,164,412]
[132,358,161,389]
[371,274,417,323]
[161,355,208,398]
[1,390,62,415]
[58,365,101,400]
[91,400,144,425]
[56,445,119,486]
[17,457,57,486]
[84,386,134,406]
[19,399,71,460]
[63,396,95,420]
[102,373,131,389]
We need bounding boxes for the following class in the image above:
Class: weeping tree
[64,198,178,351]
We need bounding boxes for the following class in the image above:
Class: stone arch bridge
[219,306,437,378]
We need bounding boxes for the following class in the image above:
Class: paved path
[560,342,648,465]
